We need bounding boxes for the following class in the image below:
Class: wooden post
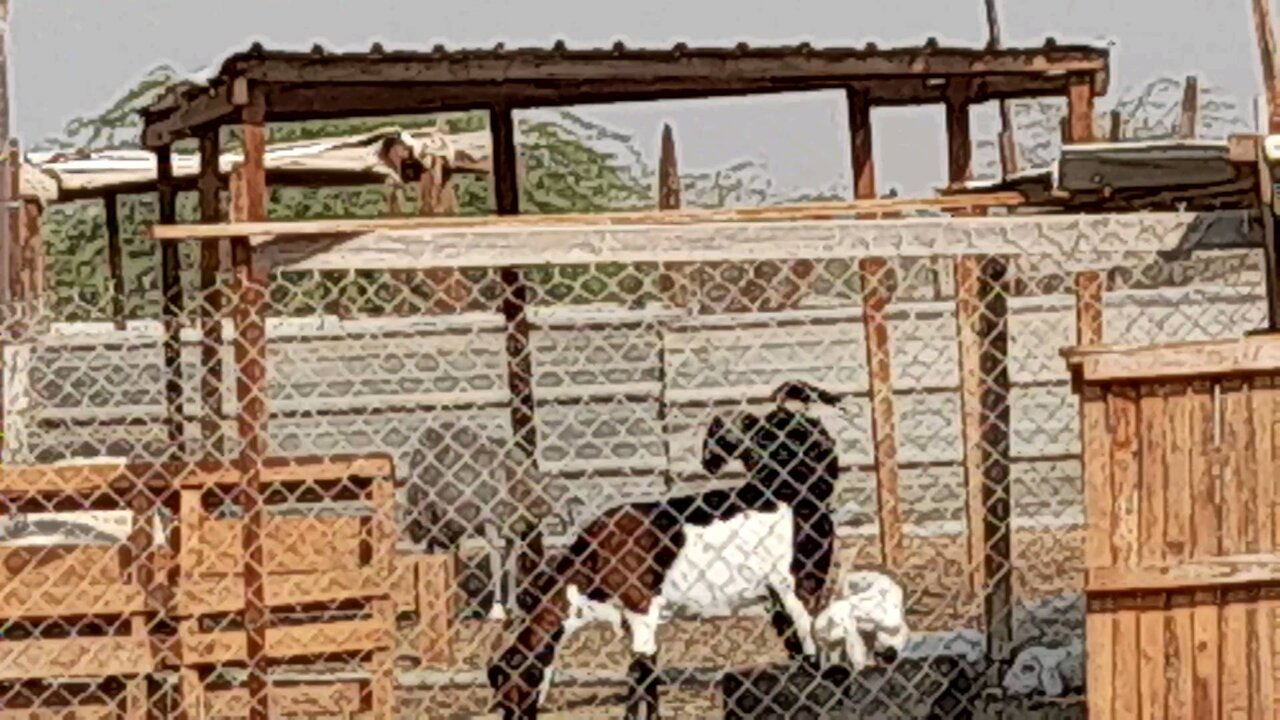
[1075,271,1105,345]
[1109,110,1124,143]
[236,109,270,720]
[955,256,985,596]
[945,82,973,187]
[197,130,225,457]
[104,193,126,329]
[155,144,185,452]
[984,0,1018,178]
[1256,134,1280,332]
[490,104,544,616]
[1253,0,1280,133]
[5,139,18,302]
[978,256,1013,673]
[859,257,903,570]
[1177,75,1199,140]
[1066,77,1097,144]
[847,88,876,199]
[658,123,681,210]
[21,198,42,300]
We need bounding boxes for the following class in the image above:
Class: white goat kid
[812,570,910,670]
[1002,638,1085,698]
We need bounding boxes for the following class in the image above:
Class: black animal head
[772,380,842,408]
[488,644,545,719]
[701,412,758,476]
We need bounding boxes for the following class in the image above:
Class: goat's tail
[488,533,595,718]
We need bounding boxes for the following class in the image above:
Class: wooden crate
[173,454,398,719]
[0,464,156,718]
[1066,336,1280,719]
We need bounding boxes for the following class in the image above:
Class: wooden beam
[859,257,903,570]
[847,88,876,199]
[1065,335,1280,383]
[1177,75,1199,139]
[1086,554,1280,594]
[155,144,185,451]
[955,256,985,597]
[142,83,237,148]
[1065,76,1096,143]
[197,130,225,457]
[1254,0,1280,133]
[153,192,1029,242]
[945,82,973,186]
[103,193,126,330]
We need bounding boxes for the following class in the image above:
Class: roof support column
[490,104,544,622]
[104,192,125,330]
[233,103,271,720]
[1065,75,1096,144]
[945,81,973,188]
[155,144,185,452]
[847,87,876,199]
[197,129,226,458]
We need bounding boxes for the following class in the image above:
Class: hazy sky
[9,0,1269,195]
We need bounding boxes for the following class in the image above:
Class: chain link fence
[0,210,1268,718]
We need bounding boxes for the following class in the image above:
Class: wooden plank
[1192,594,1221,720]
[0,708,116,720]
[1223,591,1252,720]
[1251,600,1274,719]
[1109,386,1141,569]
[1114,607,1141,719]
[1086,556,1280,594]
[103,193,126,330]
[1083,387,1114,571]
[150,191,1029,241]
[187,516,365,575]
[0,636,152,681]
[1167,598,1196,720]
[847,88,876,199]
[204,682,363,718]
[954,256,984,595]
[1165,385,1193,563]
[859,256,903,570]
[1087,608,1115,719]
[0,583,145,618]
[1176,75,1199,139]
[1189,382,1220,562]
[1138,384,1167,720]
[1251,378,1276,555]
[1065,337,1280,384]
[0,546,123,586]
[1224,382,1252,556]
[417,553,457,667]
[175,568,389,615]
[179,618,390,665]
[179,666,205,720]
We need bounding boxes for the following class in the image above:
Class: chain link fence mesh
[0,211,1268,718]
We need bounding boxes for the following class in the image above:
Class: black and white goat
[487,380,846,719]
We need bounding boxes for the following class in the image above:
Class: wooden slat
[179,618,390,665]
[1250,378,1276,555]
[150,192,1029,241]
[1192,593,1221,720]
[1109,386,1141,569]
[204,682,363,718]
[1224,382,1251,556]
[0,636,152,681]
[1065,337,1280,384]
[1138,385,1167,720]
[1088,608,1115,719]
[0,709,116,720]
[1114,608,1141,719]
[1167,599,1196,720]
[0,584,144,619]
[859,256,903,570]
[1083,386,1114,570]
[1189,382,1219,562]
[954,255,985,595]
[186,516,365,575]
[1164,385,1195,719]
[0,546,123,586]
[1087,556,1280,594]
[1251,600,1274,719]
[417,554,457,667]
[1223,591,1254,719]
[174,568,389,615]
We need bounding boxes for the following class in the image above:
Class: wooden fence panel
[1068,336,1280,719]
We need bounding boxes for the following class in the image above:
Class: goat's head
[772,379,843,412]
[377,134,427,183]
[701,380,843,477]
[814,570,910,669]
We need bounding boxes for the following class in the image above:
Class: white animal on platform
[812,570,910,670]
[1002,638,1085,698]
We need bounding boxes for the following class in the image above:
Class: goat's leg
[624,604,662,720]
[770,584,818,660]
